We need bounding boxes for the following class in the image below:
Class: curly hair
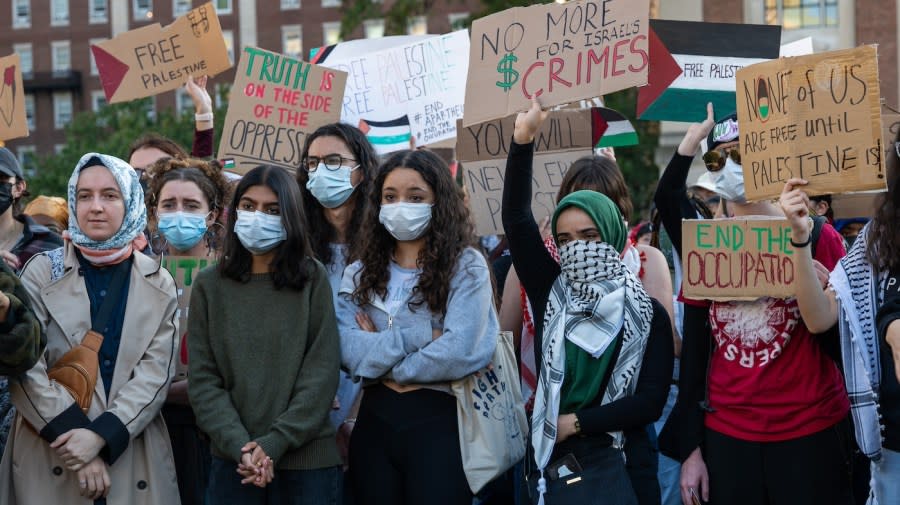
[867,128,900,272]
[352,149,476,313]
[219,165,314,291]
[296,123,379,266]
[557,154,633,222]
[143,157,230,251]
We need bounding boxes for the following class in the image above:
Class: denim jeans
[869,448,900,505]
[206,457,343,505]
[654,383,681,505]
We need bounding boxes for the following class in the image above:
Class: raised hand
[513,97,548,145]
[779,178,812,243]
[678,102,716,156]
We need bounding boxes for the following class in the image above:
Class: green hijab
[551,190,626,253]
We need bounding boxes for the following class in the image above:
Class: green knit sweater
[187,262,341,470]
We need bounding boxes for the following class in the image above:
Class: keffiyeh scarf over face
[531,240,653,500]
[829,223,884,461]
[66,152,147,265]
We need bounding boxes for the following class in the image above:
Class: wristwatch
[573,415,581,435]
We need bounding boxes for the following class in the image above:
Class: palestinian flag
[358,116,411,154]
[592,107,638,148]
[637,20,781,122]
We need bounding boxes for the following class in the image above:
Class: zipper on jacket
[388,315,393,330]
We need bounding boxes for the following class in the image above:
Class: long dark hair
[352,150,475,313]
[219,165,313,290]
[868,129,900,271]
[557,154,633,222]
[297,123,379,266]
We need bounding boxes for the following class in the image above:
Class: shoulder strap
[810,215,826,259]
[91,265,130,334]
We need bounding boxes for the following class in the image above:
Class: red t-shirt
[705,224,850,442]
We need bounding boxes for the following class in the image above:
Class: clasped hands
[238,441,274,488]
[50,429,110,499]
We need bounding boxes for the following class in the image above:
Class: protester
[0,152,180,504]
[656,104,852,505]
[145,157,229,504]
[780,127,900,505]
[296,123,379,470]
[810,194,835,224]
[503,100,672,504]
[337,149,497,504]
[188,165,343,504]
[23,196,68,236]
[0,260,44,451]
[0,148,63,272]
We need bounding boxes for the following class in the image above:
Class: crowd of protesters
[0,64,893,505]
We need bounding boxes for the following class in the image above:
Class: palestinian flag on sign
[592,107,638,148]
[637,20,781,122]
[358,116,412,154]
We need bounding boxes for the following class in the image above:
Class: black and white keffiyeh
[830,223,885,461]
[531,240,654,502]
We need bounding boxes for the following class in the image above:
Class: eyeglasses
[702,147,741,172]
[303,154,357,172]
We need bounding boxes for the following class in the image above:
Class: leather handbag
[451,331,529,494]
[47,330,103,412]
[46,263,128,413]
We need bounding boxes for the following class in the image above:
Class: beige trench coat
[0,243,181,505]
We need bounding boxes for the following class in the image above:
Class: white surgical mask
[234,210,286,255]
[306,163,358,208]
[712,157,746,204]
[379,202,433,241]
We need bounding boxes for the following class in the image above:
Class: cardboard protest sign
[91,2,231,103]
[780,37,814,57]
[831,191,880,220]
[0,54,27,142]
[637,20,781,122]
[464,0,649,127]
[735,45,885,201]
[682,217,801,300]
[313,30,470,154]
[160,255,215,380]
[218,46,347,174]
[883,105,900,157]
[457,109,594,235]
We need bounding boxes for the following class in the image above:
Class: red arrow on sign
[636,27,682,118]
[91,45,130,102]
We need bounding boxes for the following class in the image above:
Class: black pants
[705,423,853,505]
[348,384,471,505]
[163,403,211,505]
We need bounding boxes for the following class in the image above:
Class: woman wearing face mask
[144,157,229,505]
[503,101,673,505]
[0,153,180,504]
[188,165,343,504]
[336,149,497,504]
[297,123,378,467]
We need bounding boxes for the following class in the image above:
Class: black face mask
[0,183,13,215]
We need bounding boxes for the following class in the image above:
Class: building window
[407,16,427,35]
[448,12,468,30]
[281,0,300,9]
[765,0,838,29]
[91,91,107,112]
[173,0,191,16]
[51,41,71,74]
[24,94,35,131]
[323,22,342,45]
[90,0,107,23]
[13,43,33,77]
[364,19,385,39]
[222,30,234,64]
[282,25,302,59]
[175,88,194,115]
[17,146,36,177]
[12,0,30,28]
[89,38,104,75]
[133,0,152,20]
[215,0,231,14]
[51,0,69,25]
[54,92,73,129]
[322,0,340,7]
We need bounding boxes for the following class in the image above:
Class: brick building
[0,0,478,174]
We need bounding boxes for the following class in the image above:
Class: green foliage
[28,96,228,199]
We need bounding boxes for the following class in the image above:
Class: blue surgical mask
[379,202,433,241]
[158,211,208,252]
[234,210,286,255]
[305,163,358,208]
